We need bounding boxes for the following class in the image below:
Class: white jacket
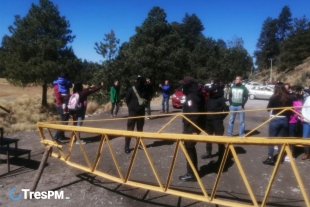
[302,96,310,123]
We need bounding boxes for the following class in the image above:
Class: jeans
[228,106,245,136]
[268,117,288,157]
[146,100,151,116]
[161,96,169,112]
[111,102,120,115]
[288,123,296,153]
[73,109,86,140]
[303,122,310,151]
[54,106,69,140]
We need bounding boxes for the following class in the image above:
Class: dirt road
[1,99,310,207]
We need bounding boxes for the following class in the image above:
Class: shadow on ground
[48,172,304,207]
[0,157,43,178]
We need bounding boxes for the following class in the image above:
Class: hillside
[252,57,310,86]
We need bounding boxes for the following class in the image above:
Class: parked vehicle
[248,86,274,100]
[245,82,262,90]
[172,85,185,109]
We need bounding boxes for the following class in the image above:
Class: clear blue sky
[1,0,309,63]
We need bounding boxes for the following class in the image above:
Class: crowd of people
[51,73,310,182]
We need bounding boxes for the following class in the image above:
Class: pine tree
[0,0,76,106]
[254,17,279,69]
[95,29,120,61]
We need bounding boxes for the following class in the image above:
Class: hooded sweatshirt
[53,77,72,94]
[182,77,205,133]
[302,96,310,123]
[206,90,230,120]
[126,79,147,112]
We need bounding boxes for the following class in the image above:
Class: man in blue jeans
[159,80,170,113]
[228,76,248,137]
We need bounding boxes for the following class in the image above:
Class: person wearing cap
[159,80,171,113]
[201,83,229,161]
[145,77,154,119]
[228,76,248,137]
[179,76,205,182]
[124,76,147,154]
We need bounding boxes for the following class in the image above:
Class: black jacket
[145,82,154,101]
[205,91,230,120]
[267,96,292,117]
[183,82,205,133]
[126,80,147,112]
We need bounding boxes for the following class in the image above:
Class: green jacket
[110,86,120,103]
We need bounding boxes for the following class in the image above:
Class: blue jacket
[53,77,72,94]
[161,84,171,98]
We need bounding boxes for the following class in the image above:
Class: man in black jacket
[201,84,230,161]
[124,76,147,154]
[179,76,205,182]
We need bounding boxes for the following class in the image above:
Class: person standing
[285,85,303,162]
[159,80,170,113]
[124,76,147,154]
[71,82,104,144]
[53,84,69,144]
[179,76,205,182]
[201,84,229,160]
[228,76,248,137]
[110,80,120,118]
[263,82,292,165]
[145,77,154,119]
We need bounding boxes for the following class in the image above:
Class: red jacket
[53,85,62,106]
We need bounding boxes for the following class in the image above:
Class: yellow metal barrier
[37,106,310,207]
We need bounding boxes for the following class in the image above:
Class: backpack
[132,86,147,107]
[67,93,82,111]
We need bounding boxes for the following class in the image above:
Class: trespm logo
[10,188,70,200]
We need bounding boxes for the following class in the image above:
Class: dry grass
[0,94,58,133]
[0,79,105,134]
[86,101,98,114]
[255,57,310,86]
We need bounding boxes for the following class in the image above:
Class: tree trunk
[42,81,48,107]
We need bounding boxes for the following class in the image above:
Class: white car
[245,82,262,90]
[248,86,274,100]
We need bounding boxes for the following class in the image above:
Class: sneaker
[75,140,86,145]
[263,157,275,165]
[124,146,130,154]
[54,139,63,145]
[146,117,150,120]
[284,155,290,162]
[274,146,278,150]
[201,152,212,159]
[179,173,197,182]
